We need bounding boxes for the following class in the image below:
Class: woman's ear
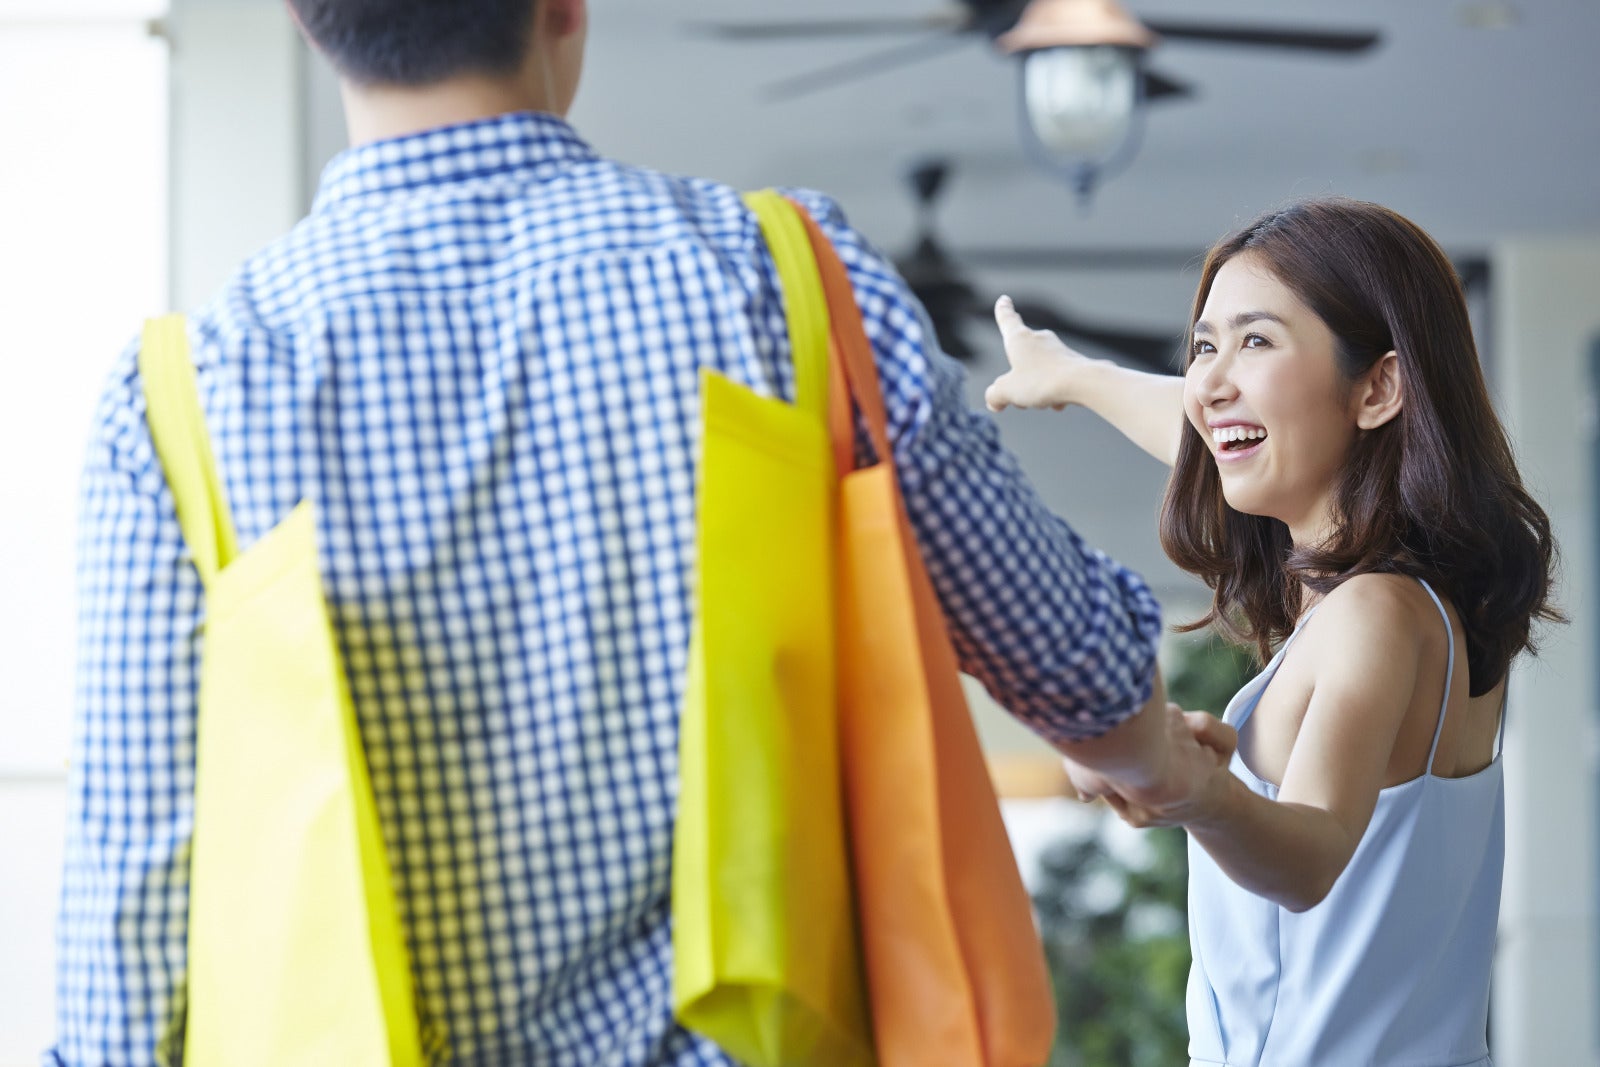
[1354,351,1403,430]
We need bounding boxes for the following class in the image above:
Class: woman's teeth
[1212,426,1267,450]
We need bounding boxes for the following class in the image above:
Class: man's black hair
[289,0,538,86]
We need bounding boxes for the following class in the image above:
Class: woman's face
[1184,252,1360,544]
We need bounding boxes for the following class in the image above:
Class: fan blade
[898,235,987,361]
[1456,257,1490,296]
[1141,20,1380,54]
[690,11,972,41]
[1142,68,1194,103]
[762,32,975,102]
[1004,297,1181,374]
[959,247,1203,271]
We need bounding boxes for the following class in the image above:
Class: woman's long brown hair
[1159,198,1561,695]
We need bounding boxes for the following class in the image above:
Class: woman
[987,197,1561,1066]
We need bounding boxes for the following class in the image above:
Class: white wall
[1493,238,1600,1066]
[0,10,169,1064]
[167,0,305,311]
[0,777,70,1064]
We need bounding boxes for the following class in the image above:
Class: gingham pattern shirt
[53,111,1162,1066]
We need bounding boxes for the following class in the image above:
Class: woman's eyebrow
[1193,310,1288,335]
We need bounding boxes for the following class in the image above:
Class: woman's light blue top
[1187,579,1503,1067]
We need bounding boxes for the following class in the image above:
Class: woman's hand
[985,295,1102,413]
[985,294,1186,466]
[1067,705,1237,829]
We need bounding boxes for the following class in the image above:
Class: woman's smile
[1209,421,1269,462]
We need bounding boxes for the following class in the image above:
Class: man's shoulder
[228,161,862,308]
[579,163,858,259]
[576,163,859,263]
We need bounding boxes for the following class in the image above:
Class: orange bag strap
[785,202,894,478]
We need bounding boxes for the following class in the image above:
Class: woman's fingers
[993,294,1027,341]
[987,297,1022,411]
[985,377,1011,413]
[1185,711,1238,762]
[990,293,1083,411]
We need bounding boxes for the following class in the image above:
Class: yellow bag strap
[743,189,830,422]
[139,314,239,586]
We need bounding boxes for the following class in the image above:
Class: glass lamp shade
[1021,45,1139,163]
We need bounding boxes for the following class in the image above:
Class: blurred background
[1,0,1596,1062]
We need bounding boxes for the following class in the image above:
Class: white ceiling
[574,0,1600,259]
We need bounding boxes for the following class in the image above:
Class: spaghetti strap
[1415,578,1456,774]
[1495,686,1509,759]
[1228,604,1322,733]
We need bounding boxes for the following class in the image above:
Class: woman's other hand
[986,295,1100,412]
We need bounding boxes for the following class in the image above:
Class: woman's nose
[1193,354,1239,407]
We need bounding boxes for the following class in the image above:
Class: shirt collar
[311,111,598,212]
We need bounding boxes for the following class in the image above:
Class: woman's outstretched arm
[987,295,1186,466]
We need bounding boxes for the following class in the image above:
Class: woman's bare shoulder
[1303,573,1438,671]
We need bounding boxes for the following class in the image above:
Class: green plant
[1033,630,1256,1066]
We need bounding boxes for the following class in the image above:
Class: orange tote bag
[794,203,1057,1067]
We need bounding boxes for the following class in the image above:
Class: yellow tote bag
[139,316,425,1067]
[670,191,875,1067]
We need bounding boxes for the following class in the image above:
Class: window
[0,0,168,775]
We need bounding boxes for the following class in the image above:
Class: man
[52,1,1228,1063]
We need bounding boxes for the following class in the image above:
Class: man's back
[56,112,1161,1066]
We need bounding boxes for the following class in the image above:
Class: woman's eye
[1244,333,1271,349]
[1190,339,1216,356]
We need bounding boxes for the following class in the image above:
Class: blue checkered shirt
[53,111,1162,1066]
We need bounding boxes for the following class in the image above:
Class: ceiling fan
[892,156,1184,371]
[693,0,1381,102]
[693,0,1381,197]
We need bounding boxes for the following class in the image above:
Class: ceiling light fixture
[997,0,1156,205]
